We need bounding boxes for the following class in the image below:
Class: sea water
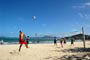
[0,37,82,45]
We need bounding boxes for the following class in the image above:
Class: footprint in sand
[44,57,52,59]
[9,50,20,55]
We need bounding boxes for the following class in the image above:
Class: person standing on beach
[71,38,74,46]
[26,36,30,46]
[60,38,63,48]
[54,37,57,46]
[19,31,28,52]
[63,38,66,44]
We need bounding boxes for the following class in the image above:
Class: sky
[0,0,90,37]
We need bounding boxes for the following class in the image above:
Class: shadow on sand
[44,47,90,60]
[54,47,90,53]
[52,47,90,60]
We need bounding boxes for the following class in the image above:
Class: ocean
[0,37,82,44]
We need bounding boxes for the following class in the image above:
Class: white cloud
[72,5,85,9]
[85,14,90,19]
[73,2,90,9]
[85,2,90,6]
[78,13,84,18]
[78,13,90,20]
[84,14,90,19]
[86,24,90,27]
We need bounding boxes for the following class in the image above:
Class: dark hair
[19,30,22,33]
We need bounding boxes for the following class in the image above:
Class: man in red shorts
[19,31,28,52]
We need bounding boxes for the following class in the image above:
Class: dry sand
[0,41,90,60]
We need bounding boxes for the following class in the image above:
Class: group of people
[54,37,74,48]
[54,37,66,47]
[18,30,74,51]
[19,31,30,52]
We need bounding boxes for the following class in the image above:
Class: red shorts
[20,39,26,44]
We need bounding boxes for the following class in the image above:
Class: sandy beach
[0,41,90,60]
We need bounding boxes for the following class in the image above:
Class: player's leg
[25,44,29,48]
[19,44,22,52]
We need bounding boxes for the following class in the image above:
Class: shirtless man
[19,31,28,52]
[60,38,63,48]
[71,38,74,46]
[63,38,66,44]
[54,37,57,46]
